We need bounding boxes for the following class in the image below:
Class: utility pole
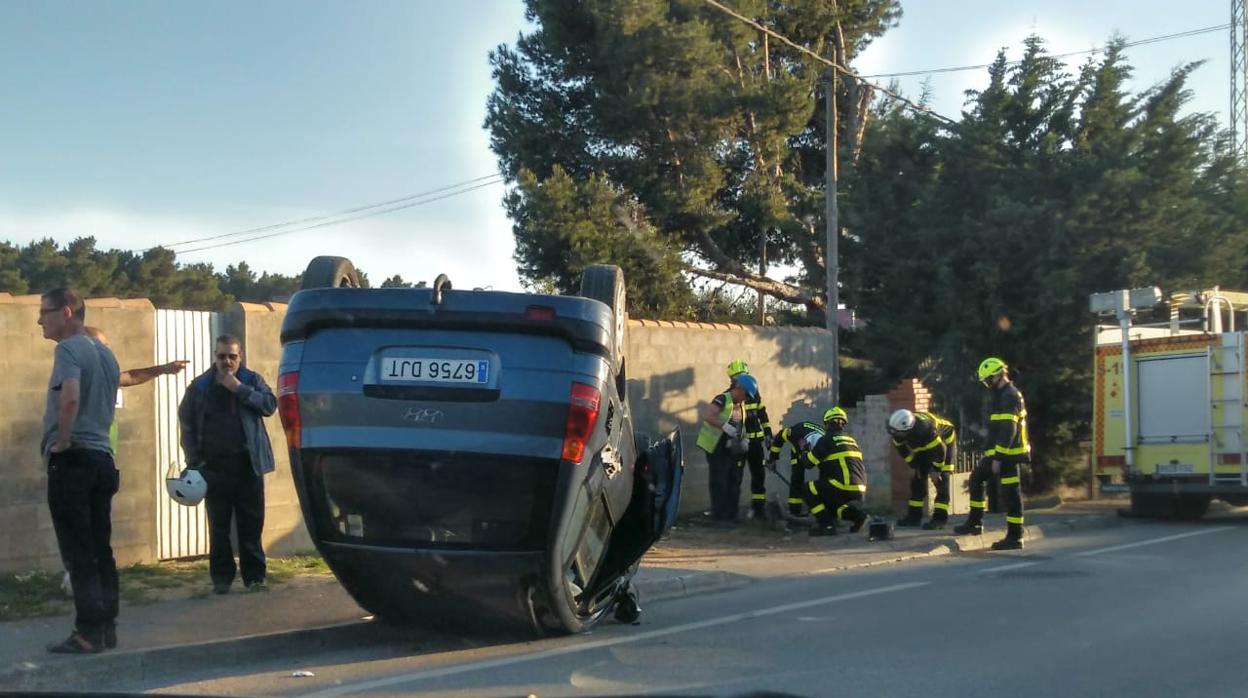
[1233,0,1247,158]
[825,68,840,402]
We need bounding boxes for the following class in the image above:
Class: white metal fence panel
[155,309,222,560]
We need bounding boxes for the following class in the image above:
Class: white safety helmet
[166,469,207,506]
[887,409,917,435]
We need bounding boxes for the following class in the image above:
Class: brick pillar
[885,379,932,513]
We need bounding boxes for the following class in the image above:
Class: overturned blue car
[276,256,682,635]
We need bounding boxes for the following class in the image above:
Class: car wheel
[1129,491,1176,518]
[579,264,626,373]
[301,256,361,290]
[1174,494,1211,520]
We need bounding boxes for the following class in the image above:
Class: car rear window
[301,449,557,550]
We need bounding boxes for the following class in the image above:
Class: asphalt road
[140,516,1248,698]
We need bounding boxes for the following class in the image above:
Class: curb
[1,569,747,691]
[916,510,1122,555]
[806,510,1123,569]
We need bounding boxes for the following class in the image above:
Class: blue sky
[0,1,1233,293]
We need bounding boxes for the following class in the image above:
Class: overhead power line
[171,176,504,256]
[863,23,1231,78]
[700,0,957,124]
[155,173,503,252]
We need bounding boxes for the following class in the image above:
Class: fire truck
[1092,287,1248,518]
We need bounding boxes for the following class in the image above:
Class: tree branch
[685,263,824,310]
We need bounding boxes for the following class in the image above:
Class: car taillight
[562,382,601,464]
[277,371,301,450]
[525,305,556,321]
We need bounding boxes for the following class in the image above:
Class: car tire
[579,264,626,373]
[1129,491,1176,518]
[301,256,361,290]
[1174,494,1211,520]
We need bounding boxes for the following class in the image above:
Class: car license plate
[381,358,489,384]
[1156,462,1195,475]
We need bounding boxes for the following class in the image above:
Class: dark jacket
[985,381,1030,463]
[769,421,825,465]
[179,367,277,476]
[891,412,957,470]
[807,427,867,490]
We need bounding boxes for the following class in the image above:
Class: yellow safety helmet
[823,406,848,426]
[727,359,749,378]
[977,357,1007,385]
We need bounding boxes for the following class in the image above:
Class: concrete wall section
[625,320,837,516]
[0,294,159,572]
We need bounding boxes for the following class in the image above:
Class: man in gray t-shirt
[38,288,122,655]
[42,333,120,458]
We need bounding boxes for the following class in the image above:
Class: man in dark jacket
[178,335,277,593]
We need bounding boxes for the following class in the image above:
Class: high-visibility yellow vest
[697,391,734,453]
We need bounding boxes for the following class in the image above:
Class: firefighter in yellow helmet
[727,360,774,520]
[954,357,1029,550]
[767,418,826,523]
[887,408,957,529]
[801,407,869,536]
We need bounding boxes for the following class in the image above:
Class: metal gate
[154,309,223,560]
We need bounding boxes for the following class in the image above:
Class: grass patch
[0,570,72,621]
[266,554,331,582]
[0,553,332,621]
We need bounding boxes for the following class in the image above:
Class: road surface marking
[978,561,1040,574]
[1073,526,1235,557]
[305,580,930,697]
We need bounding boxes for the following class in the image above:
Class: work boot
[809,523,838,537]
[953,512,984,536]
[849,509,869,534]
[991,536,1024,551]
[922,512,948,531]
[896,510,923,528]
[789,503,805,517]
[751,502,767,519]
[991,522,1025,550]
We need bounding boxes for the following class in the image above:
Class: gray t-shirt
[42,333,121,457]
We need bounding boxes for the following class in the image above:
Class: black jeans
[706,444,745,521]
[202,454,266,585]
[47,448,120,643]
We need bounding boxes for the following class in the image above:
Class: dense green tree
[847,38,1248,489]
[487,0,901,319]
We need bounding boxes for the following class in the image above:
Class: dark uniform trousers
[202,453,266,585]
[48,448,120,645]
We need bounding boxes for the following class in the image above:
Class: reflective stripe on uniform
[970,499,987,509]
[827,478,866,493]
[810,503,826,515]
[933,462,955,472]
[1000,475,1021,485]
[933,502,951,512]
[788,497,803,505]
[751,493,765,501]
[1006,515,1025,525]
[836,503,849,519]
[908,500,924,508]
[913,436,943,453]
[991,413,1020,422]
[808,481,818,495]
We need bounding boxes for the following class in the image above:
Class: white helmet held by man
[888,409,916,434]
[166,469,207,506]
